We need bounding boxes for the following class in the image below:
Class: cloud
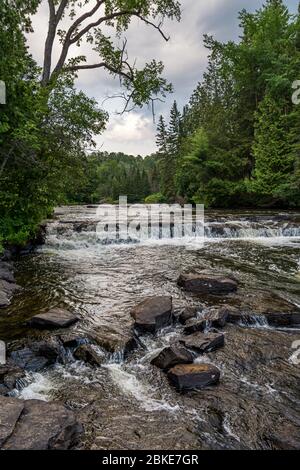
[27,0,297,155]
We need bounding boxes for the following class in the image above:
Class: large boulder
[130,296,173,334]
[180,332,225,353]
[0,397,82,450]
[73,344,105,367]
[178,273,238,295]
[27,308,79,329]
[88,325,140,357]
[167,364,220,391]
[151,344,194,370]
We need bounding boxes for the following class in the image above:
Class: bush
[144,193,167,204]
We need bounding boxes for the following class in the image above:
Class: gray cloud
[27,0,297,156]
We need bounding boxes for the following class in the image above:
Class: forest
[1,0,300,251]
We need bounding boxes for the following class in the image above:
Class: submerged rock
[167,364,220,391]
[27,308,79,329]
[178,273,238,295]
[180,332,225,353]
[0,396,82,450]
[74,344,104,367]
[151,344,194,370]
[0,279,20,308]
[130,296,173,334]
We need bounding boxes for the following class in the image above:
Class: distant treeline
[156,0,300,208]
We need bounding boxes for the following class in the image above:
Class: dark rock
[130,296,173,334]
[74,344,104,367]
[0,360,25,394]
[177,273,238,295]
[178,307,199,325]
[180,332,225,353]
[227,309,300,328]
[0,279,20,308]
[10,348,49,372]
[0,265,15,283]
[27,308,79,329]
[184,319,207,334]
[167,364,221,391]
[184,306,229,334]
[59,333,83,348]
[0,397,82,450]
[151,344,194,370]
[30,337,63,362]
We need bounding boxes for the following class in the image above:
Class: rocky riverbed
[0,206,300,450]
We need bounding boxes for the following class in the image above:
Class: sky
[26,0,297,156]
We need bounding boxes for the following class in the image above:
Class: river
[1,205,300,449]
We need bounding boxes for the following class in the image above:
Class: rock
[184,318,207,334]
[0,396,24,446]
[0,266,15,284]
[180,332,225,353]
[167,364,221,391]
[27,308,79,329]
[0,279,20,308]
[151,344,194,370]
[205,307,229,327]
[89,325,140,357]
[0,397,82,450]
[9,338,64,372]
[227,309,300,328]
[59,333,83,348]
[178,307,199,325]
[184,307,229,334]
[177,273,238,295]
[0,361,25,395]
[74,344,104,367]
[130,296,173,334]
[10,348,49,372]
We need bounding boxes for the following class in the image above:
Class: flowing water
[1,206,300,450]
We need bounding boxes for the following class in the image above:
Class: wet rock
[180,332,225,353]
[10,348,49,372]
[0,264,15,283]
[0,279,20,308]
[27,308,79,329]
[0,360,25,395]
[184,307,229,334]
[178,307,199,325]
[151,344,194,370]
[9,338,63,372]
[130,296,173,334]
[0,397,82,450]
[59,333,83,348]
[167,364,221,391]
[74,344,104,367]
[227,308,300,328]
[89,325,140,357]
[184,318,207,334]
[178,273,238,295]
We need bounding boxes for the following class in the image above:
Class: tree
[41,0,181,111]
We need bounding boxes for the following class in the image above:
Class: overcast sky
[27,0,297,156]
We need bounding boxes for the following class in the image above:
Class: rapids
[1,205,300,449]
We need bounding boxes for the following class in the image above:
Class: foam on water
[104,363,179,413]
[17,373,54,401]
